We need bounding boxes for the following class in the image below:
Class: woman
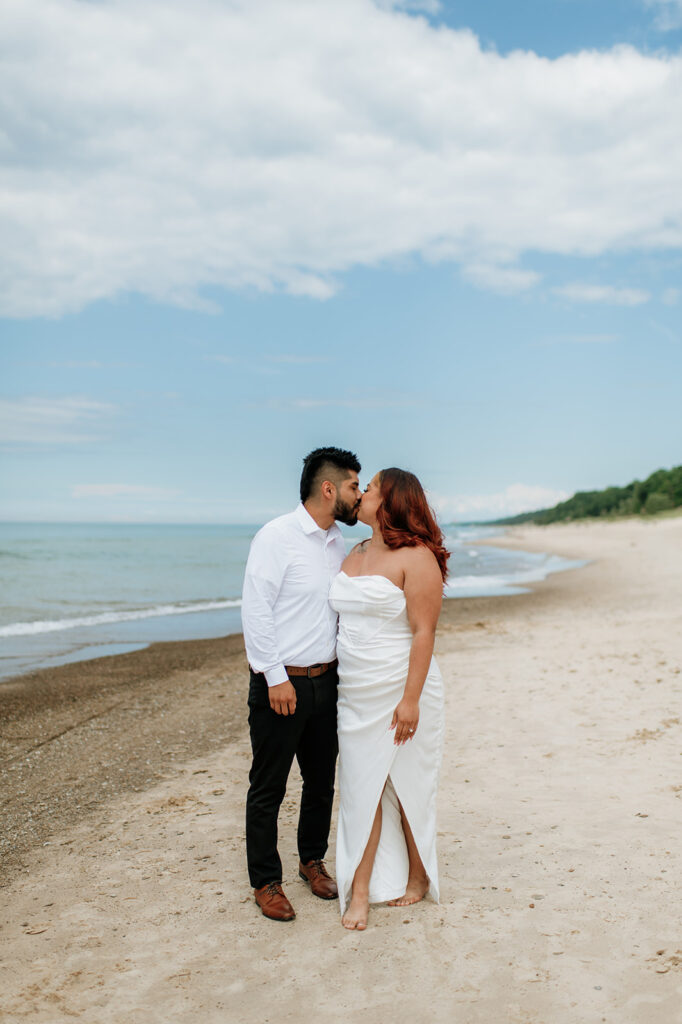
[329,468,449,930]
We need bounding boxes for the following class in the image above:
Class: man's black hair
[300,447,361,503]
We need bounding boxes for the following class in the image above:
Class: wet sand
[1,515,681,1022]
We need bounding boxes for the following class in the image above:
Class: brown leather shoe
[254,882,296,921]
[298,859,339,900]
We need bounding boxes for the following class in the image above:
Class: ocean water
[0,521,584,682]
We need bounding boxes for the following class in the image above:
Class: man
[242,446,362,921]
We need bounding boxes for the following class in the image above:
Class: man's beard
[334,497,360,526]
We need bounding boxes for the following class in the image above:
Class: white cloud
[72,484,180,499]
[433,484,571,522]
[462,263,541,295]
[644,0,682,30]
[0,396,116,443]
[662,287,680,305]
[375,0,442,12]
[1,0,681,317]
[552,284,651,306]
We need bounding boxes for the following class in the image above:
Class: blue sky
[1,0,681,523]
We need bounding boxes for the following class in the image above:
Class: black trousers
[245,665,339,890]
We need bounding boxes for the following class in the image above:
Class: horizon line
[0,517,497,527]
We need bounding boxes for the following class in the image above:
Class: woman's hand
[390,697,420,745]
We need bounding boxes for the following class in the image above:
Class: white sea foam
[446,574,515,591]
[445,553,585,595]
[0,599,242,638]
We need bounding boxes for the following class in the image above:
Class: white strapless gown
[329,571,445,914]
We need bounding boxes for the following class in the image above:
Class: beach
[1,515,681,1022]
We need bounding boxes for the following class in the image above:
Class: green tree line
[494,464,682,525]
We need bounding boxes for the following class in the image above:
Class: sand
[1,515,681,1023]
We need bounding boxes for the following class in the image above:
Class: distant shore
[2,515,681,1022]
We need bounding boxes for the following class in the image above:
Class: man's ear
[320,479,335,501]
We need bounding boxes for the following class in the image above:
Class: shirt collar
[295,502,343,541]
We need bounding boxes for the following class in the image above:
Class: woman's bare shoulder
[402,543,442,578]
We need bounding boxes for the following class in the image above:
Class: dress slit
[339,756,437,912]
[338,752,396,913]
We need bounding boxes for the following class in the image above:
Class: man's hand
[268,679,297,715]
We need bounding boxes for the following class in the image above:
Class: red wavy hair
[376,468,450,584]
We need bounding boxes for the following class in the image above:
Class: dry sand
[1,515,681,1023]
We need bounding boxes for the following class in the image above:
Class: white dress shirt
[241,503,347,687]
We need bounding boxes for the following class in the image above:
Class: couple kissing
[242,446,448,930]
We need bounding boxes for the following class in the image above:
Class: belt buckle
[307,663,322,678]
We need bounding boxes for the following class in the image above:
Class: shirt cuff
[264,664,290,687]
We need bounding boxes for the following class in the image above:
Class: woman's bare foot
[342,890,369,930]
[388,875,429,907]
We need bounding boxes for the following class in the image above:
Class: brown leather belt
[285,659,337,678]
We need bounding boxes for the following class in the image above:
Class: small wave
[445,555,586,595]
[446,574,515,591]
[0,599,242,637]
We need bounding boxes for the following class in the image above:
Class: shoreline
[2,515,681,1022]
[1,583,570,883]
[0,528,580,684]
[0,518,583,692]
